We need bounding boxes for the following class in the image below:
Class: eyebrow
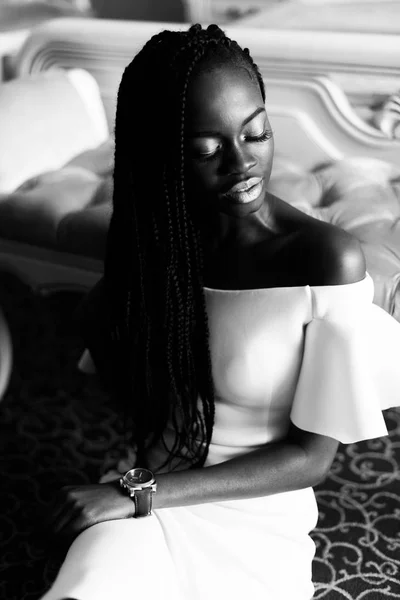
[188,107,266,138]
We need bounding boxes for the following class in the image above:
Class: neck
[200,195,277,253]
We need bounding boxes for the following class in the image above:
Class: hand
[50,482,134,540]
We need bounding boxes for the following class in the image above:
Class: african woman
[40,24,400,600]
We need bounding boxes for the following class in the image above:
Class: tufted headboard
[14,17,400,170]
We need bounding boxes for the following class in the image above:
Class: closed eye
[244,128,274,143]
[193,145,221,163]
[191,128,273,163]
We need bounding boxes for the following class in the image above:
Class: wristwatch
[119,467,157,518]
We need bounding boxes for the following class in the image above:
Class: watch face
[125,468,154,486]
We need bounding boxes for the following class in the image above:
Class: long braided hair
[104,23,265,469]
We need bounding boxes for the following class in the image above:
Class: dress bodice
[147,272,400,471]
[77,272,400,475]
[202,283,312,464]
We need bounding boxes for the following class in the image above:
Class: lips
[219,177,264,204]
[223,177,263,195]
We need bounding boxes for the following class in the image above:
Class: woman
[41,23,400,600]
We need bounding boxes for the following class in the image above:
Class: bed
[0,17,399,317]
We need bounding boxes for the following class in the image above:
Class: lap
[40,519,182,600]
[39,493,317,600]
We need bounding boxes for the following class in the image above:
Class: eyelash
[245,129,274,143]
[196,129,274,163]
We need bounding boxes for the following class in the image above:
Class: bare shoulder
[298,217,366,286]
[273,197,366,286]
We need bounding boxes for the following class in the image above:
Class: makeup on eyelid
[193,128,273,161]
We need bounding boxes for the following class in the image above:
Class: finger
[46,504,67,532]
[48,487,74,524]
[53,504,79,537]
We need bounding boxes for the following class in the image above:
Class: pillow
[268,156,323,218]
[0,68,109,193]
[66,137,115,176]
[0,166,105,247]
[314,158,400,234]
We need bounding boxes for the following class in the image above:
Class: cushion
[0,138,114,250]
[0,68,109,193]
[0,166,105,247]
[66,137,115,176]
[1,136,400,321]
[57,202,112,259]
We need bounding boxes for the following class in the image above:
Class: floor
[0,272,399,599]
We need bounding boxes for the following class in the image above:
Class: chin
[219,192,265,218]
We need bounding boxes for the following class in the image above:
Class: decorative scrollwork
[372,91,400,139]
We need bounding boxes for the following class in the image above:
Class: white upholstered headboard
[14,17,400,170]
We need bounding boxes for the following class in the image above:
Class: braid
[104,23,265,469]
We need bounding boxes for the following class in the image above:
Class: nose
[221,141,256,176]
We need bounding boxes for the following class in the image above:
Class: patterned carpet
[0,272,399,600]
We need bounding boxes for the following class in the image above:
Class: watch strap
[134,488,153,518]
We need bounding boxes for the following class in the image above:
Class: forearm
[54,432,336,537]
[152,438,327,510]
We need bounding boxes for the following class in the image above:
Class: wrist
[108,480,137,518]
[119,467,157,518]
[150,471,185,511]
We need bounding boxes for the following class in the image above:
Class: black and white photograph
[1,1,400,599]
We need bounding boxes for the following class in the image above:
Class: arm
[153,424,339,509]
[50,425,338,541]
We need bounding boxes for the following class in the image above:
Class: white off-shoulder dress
[40,273,400,600]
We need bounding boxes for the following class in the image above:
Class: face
[185,64,274,221]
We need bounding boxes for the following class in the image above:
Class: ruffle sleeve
[290,273,400,443]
